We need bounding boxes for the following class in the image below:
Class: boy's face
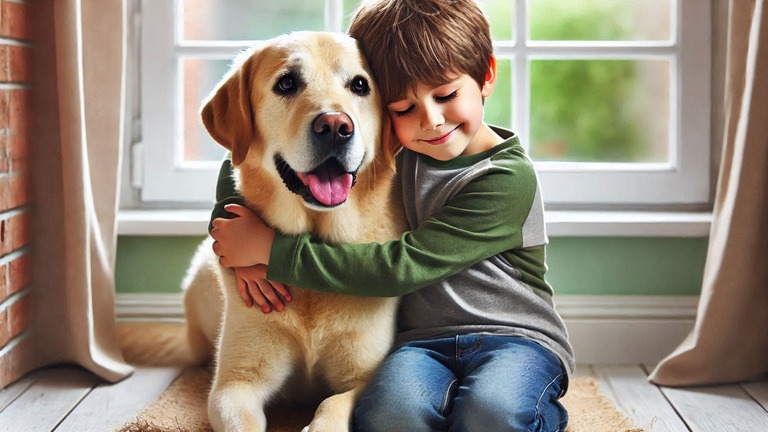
[385,66,496,161]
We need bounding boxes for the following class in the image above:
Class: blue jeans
[354,335,568,432]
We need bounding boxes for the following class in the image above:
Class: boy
[211,0,573,430]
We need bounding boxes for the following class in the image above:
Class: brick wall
[0,0,33,389]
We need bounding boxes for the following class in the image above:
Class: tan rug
[117,367,642,432]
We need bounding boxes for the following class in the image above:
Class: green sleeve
[208,154,247,233]
[266,166,537,297]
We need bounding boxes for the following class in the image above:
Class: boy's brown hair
[348,0,494,105]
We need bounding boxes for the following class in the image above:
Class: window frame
[132,0,712,209]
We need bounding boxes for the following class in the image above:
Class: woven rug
[117,367,642,432]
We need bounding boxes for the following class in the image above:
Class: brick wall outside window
[0,0,33,389]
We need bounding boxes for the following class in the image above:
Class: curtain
[649,0,768,386]
[30,0,132,382]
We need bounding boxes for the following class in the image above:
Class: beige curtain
[649,0,768,386]
[31,0,132,381]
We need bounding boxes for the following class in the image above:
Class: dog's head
[201,31,394,211]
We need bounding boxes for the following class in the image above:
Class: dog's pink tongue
[297,165,353,206]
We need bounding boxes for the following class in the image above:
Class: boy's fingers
[247,283,272,314]
[237,277,253,307]
[273,282,292,302]
[223,204,246,216]
[256,280,284,312]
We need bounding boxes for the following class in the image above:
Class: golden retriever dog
[122,32,403,432]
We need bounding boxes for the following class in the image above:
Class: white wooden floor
[0,364,766,432]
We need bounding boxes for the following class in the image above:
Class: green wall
[116,236,707,296]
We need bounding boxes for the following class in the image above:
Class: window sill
[117,209,712,237]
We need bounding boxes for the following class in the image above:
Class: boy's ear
[481,55,497,98]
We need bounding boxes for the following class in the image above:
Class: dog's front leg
[303,386,365,432]
[208,380,270,432]
[208,269,295,432]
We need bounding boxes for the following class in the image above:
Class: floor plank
[0,367,101,432]
[741,379,768,412]
[660,383,768,432]
[55,366,183,432]
[2,363,766,432]
[0,374,36,413]
[593,364,690,432]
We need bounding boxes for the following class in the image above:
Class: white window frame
[132,0,711,209]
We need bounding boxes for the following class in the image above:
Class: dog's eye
[274,74,298,95]
[350,76,370,96]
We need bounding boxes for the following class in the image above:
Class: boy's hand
[233,265,292,313]
[211,204,275,268]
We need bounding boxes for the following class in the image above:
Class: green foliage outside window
[526,1,642,162]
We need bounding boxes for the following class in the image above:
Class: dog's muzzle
[274,111,365,209]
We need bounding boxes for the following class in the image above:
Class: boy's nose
[420,103,444,130]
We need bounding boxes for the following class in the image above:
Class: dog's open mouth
[275,155,357,208]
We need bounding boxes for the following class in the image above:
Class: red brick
[0,305,8,348]
[8,293,30,338]
[0,331,32,388]
[0,293,30,348]
[0,132,9,173]
[0,262,7,302]
[0,90,9,129]
[8,252,30,295]
[9,211,31,251]
[9,172,28,208]
[0,2,32,41]
[0,174,8,210]
[0,288,31,350]
[9,89,30,131]
[9,46,30,83]
[9,130,26,172]
[0,211,30,255]
[0,44,8,82]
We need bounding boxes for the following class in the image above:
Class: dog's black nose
[312,112,354,145]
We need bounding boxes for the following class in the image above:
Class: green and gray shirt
[262,127,574,378]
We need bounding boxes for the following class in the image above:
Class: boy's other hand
[234,265,292,313]
[211,204,275,268]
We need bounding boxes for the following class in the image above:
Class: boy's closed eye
[392,105,415,117]
[388,91,459,117]
[435,91,458,102]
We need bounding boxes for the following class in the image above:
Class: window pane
[529,0,672,41]
[182,59,230,162]
[343,0,513,39]
[478,0,514,40]
[529,59,670,163]
[182,0,325,41]
[342,0,360,30]
[483,58,512,129]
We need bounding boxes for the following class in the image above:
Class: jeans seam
[439,378,458,416]
[532,372,565,432]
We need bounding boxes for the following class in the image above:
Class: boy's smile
[386,60,502,161]
[421,125,461,145]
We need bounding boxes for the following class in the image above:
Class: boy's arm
[209,155,246,233]
[210,155,292,312]
[266,167,538,297]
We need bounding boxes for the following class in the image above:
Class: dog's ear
[200,52,258,166]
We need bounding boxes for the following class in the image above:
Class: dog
[123,32,404,432]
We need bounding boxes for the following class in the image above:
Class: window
[135,0,711,208]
